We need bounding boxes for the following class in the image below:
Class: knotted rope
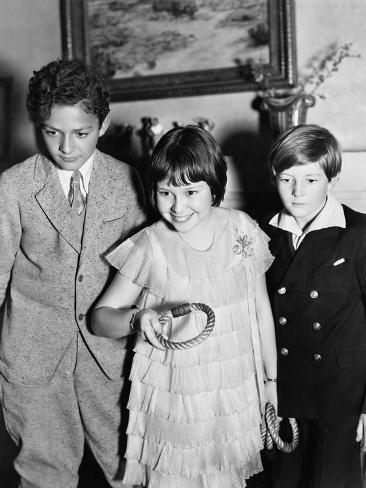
[157,303,215,350]
[261,403,299,454]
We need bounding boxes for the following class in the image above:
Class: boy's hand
[134,309,166,350]
[356,413,366,451]
[264,381,279,419]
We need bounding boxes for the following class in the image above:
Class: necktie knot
[68,170,86,215]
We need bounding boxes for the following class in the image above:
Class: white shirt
[56,153,94,200]
[269,193,346,250]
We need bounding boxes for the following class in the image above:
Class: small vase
[263,93,316,136]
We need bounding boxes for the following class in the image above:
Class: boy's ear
[329,174,340,189]
[99,113,111,137]
[271,169,277,185]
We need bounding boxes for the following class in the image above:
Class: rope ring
[261,403,299,454]
[157,303,215,350]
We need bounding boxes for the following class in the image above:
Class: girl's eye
[158,191,170,197]
[279,178,291,183]
[187,190,197,196]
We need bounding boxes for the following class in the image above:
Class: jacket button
[313,353,322,361]
[310,290,319,299]
[279,316,287,325]
[278,287,287,295]
[78,313,84,321]
[78,275,84,282]
[280,347,289,356]
[312,322,321,331]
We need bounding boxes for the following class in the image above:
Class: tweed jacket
[0,150,145,386]
[263,206,366,420]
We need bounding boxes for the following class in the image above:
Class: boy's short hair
[26,59,110,127]
[148,125,227,207]
[268,124,342,181]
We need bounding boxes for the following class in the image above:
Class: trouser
[0,334,131,488]
[272,415,362,488]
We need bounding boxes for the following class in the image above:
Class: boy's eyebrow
[279,171,323,176]
[41,123,93,131]
[40,123,56,129]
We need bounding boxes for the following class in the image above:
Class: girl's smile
[170,212,195,223]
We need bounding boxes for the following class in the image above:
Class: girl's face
[275,162,337,229]
[156,178,213,233]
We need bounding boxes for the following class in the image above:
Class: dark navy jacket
[263,206,366,421]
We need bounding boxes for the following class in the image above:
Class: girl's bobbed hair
[148,125,227,208]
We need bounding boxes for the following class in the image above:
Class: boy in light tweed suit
[0,59,145,487]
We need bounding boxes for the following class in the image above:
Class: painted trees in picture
[87,0,269,79]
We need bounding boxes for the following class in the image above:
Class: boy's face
[275,162,338,228]
[40,103,109,171]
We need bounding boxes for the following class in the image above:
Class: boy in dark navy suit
[262,124,366,488]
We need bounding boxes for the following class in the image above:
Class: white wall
[0,0,366,212]
[298,0,366,151]
[334,152,366,212]
[110,0,366,153]
[0,0,61,163]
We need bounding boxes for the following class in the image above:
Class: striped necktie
[68,170,86,215]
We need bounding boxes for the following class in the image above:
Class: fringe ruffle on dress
[107,209,274,488]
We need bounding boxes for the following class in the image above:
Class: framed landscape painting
[61,0,297,102]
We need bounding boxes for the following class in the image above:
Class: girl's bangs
[160,153,205,187]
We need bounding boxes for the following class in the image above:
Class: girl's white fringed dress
[107,208,274,488]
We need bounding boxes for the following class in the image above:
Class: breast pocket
[318,258,354,292]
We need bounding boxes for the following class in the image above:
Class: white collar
[56,152,94,198]
[269,193,346,239]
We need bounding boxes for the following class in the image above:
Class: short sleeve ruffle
[237,212,274,277]
[106,228,152,288]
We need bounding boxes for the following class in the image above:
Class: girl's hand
[133,309,166,350]
[356,413,366,451]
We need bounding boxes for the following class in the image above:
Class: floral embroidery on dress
[233,227,254,258]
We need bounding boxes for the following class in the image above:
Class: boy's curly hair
[26,58,110,127]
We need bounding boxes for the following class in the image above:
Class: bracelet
[129,312,136,332]
[266,377,277,383]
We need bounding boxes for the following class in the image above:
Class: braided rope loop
[261,403,299,454]
[157,303,215,350]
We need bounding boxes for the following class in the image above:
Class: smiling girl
[92,125,277,487]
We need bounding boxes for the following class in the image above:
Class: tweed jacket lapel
[34,154,82,253]
[81,150,127,258]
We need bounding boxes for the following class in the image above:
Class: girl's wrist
[129,309,140,333]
